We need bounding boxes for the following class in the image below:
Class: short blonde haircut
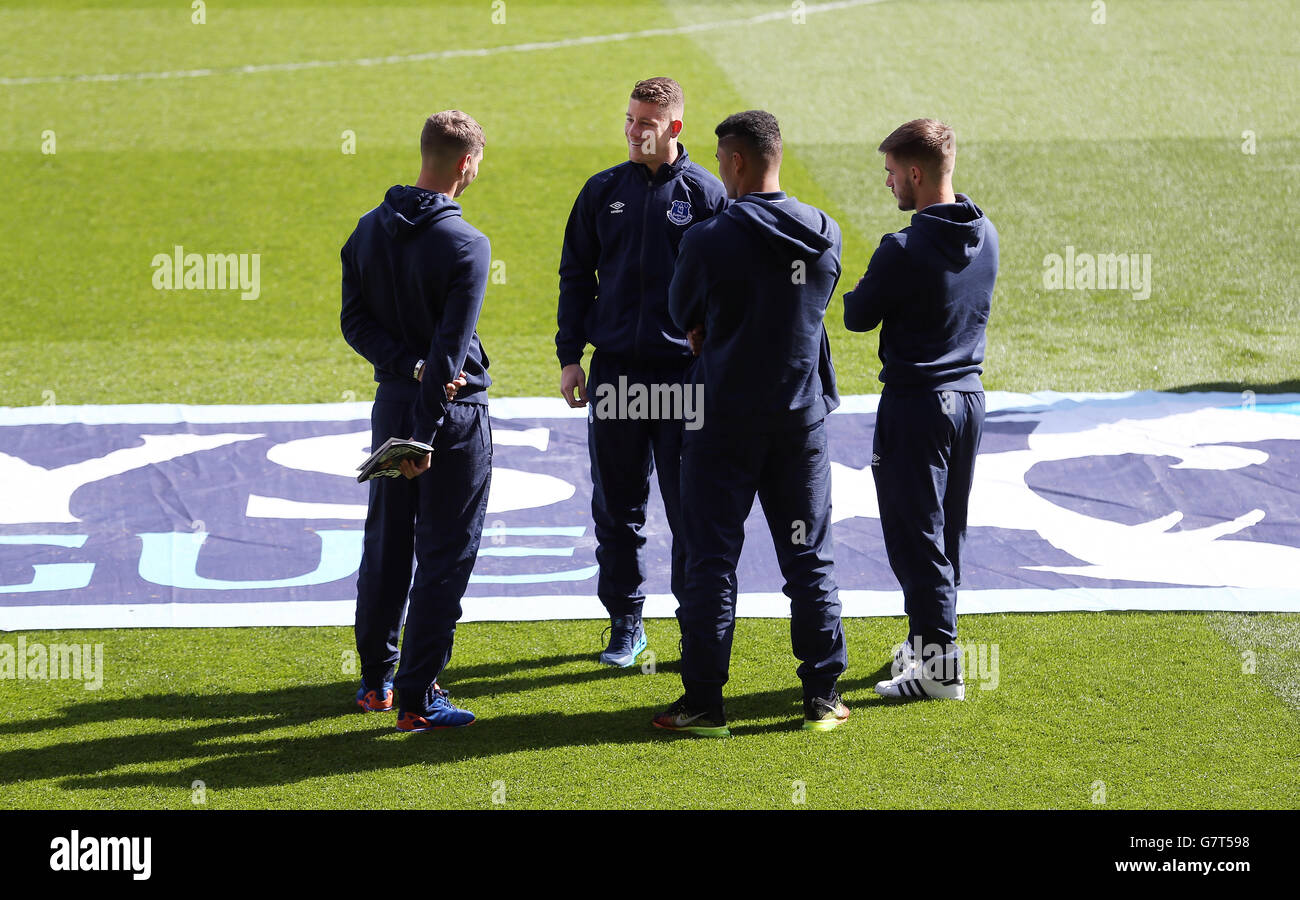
[878,118,955,178]
[631,77,684,118]
[421,110,486,164]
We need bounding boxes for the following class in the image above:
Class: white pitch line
[0,0,891,87]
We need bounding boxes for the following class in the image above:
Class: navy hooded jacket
[669,191,842,431]
[842,194,997,392]
[341,185,491,443]
[556,144,728,367]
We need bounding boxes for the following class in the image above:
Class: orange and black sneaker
[395,685,476,732]
[355,679,394,712]
[652,696,730,738]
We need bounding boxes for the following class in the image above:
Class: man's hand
[686,325,705,356]
[445,370,468,402]
[560,363,588,408]
[398,452,432,480]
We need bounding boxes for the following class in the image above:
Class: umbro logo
[609,201,625,214]
[871,453,881,466]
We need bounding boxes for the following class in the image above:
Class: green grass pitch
[1,0,1297,809]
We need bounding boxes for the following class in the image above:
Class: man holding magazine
[340,110,493,732]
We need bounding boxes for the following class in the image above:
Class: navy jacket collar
[635,143,692,183]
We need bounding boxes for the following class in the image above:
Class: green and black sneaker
[652,695,730,738]
[802,692,851,731]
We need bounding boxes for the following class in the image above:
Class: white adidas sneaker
[891,639,917,676]
[875,651,965,701]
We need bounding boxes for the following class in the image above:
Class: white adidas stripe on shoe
[875,661,966,701]
[874,670,965,700]
[891,640,916,676]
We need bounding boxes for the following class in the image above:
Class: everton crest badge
[667,199,693,225]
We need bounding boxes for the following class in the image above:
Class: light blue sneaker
[598,616,647,667]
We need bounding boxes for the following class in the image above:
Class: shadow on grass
[1168,380,1300,394]
[0,651,607,738]
[1,656,921,792]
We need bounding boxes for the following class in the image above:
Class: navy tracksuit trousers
[354,382,492,712]
[677,418,847,708]
[586,350,688,618]
[872,389,984,650]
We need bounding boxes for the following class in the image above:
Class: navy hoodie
[842,194,997,392]
[669,192,842,431]
[341,185,491,443]
[556,144,728,367]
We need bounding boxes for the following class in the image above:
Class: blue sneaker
[395,685,476,731]
[598,616,647,667]
[355,678,394,712]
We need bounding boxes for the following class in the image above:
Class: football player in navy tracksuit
[556,77,728,667]
[653,110,850,738]
[340,111,493,731]
[842,119,998,702]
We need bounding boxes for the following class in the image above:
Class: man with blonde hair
[556,77,728,667]
[843,118,998,701]
[341,109,493,731]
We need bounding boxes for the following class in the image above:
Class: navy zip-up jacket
[842,193,997,392]
[669,191,842,431]
[341,185,491,443]
[556,144,728,367]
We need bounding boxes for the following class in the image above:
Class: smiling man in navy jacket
[556,77,728,667]
[843,119,998,702]
[653,110,849,738]
[340,110,492,732]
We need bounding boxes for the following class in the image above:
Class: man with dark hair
[843,118,998,701]
[340,109,492,731]
[653,110,848,737]
[556,77,728,667]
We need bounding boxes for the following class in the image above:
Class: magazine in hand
[356,437,433,483]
